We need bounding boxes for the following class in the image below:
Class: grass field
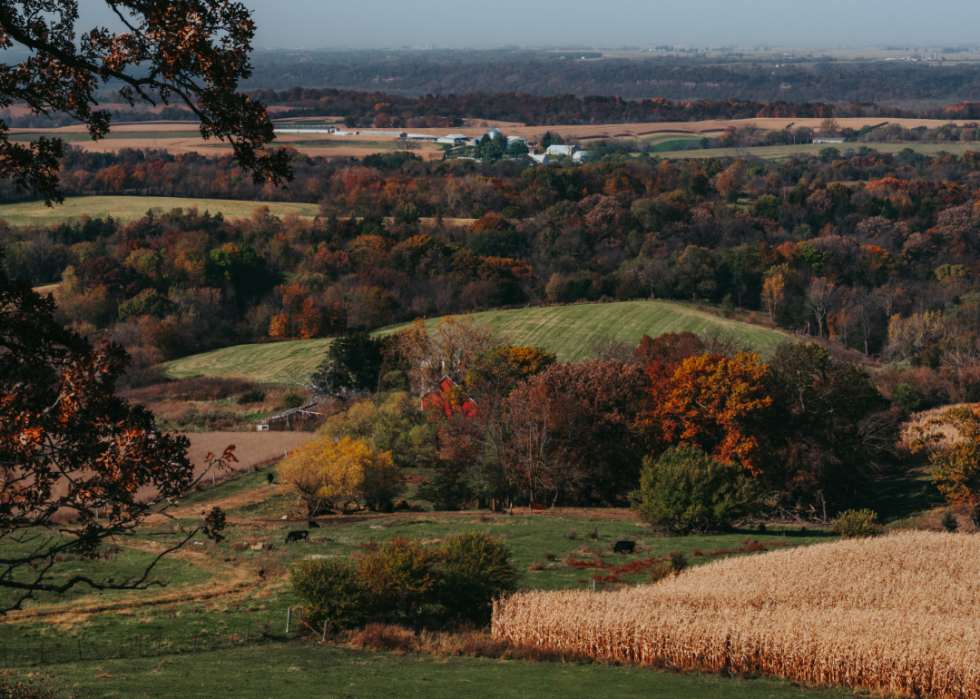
[162,301,788,383]
[654,141,980,162]
[0,196,319,227]
[1,643,860,699]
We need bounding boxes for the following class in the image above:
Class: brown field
[11,114,975,161]
[182,430,313,475]
[494,530,980,699]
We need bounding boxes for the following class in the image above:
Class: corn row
[493,531,980,698]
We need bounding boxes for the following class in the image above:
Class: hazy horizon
[73,0,980,52]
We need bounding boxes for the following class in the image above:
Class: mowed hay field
[162,301,788,383]
[494,531,980,699]
[658,140,980,162]
[0,196,319,227]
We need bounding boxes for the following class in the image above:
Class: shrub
[280,390,305,410]
[358,536,441,623]
[438,531,521,624]
[832,509,883,539]
[630,446,760,535]
[290,533,521,632]
[289,558,371,631]
[237,388,266,404]
[941,511,960,532]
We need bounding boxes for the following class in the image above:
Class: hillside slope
[162,300,788,384]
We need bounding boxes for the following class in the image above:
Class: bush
[438,531,521,624]
[941,511,960,532]
[290,533,521,632]
[358,536,441,623]
[289,558,371,631]
[237,388,266,404]
[832,509,883,539]
[280,390,305,410]
[630,446,760,535]
[649,552,688,583]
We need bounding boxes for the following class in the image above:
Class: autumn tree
[912,404,980,507]
[388,316,496,396]
[762,272,786,323]
[0,0,291,203]
[0,254,230,612]
[647,352,774,475]
[766,342,896,510]
[503,360,647,505]
[277,436,401,514]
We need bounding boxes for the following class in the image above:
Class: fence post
[286,608,291,634]
[212,471,216,486]
[591,580,596,593]
[322,621,328,642]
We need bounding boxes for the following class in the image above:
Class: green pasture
[2,643,860,699]
[652,140,980,162]
[162,301,788,384]
[0,196,319,227]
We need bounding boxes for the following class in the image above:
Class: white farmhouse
[546,144,578,157]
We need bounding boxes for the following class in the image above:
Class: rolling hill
[162,300,788,384]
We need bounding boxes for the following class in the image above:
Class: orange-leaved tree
[648,353,774,475]
[0,253,232,612]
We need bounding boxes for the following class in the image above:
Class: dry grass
[493,530,980,699]
[901,403,975,450]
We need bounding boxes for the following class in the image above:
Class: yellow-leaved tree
[278,436,402,515]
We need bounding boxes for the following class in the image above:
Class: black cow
[308,520,320,529]
[285,530,309,544]
[613,540,636,554]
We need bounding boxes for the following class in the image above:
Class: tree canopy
[0,251,228,611]
[0,0,291,203]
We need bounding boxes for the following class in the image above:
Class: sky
[75,0,980,50]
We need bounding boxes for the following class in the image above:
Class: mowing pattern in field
[493,531,980,699]
[0,196,319,227]
[163,338,333,383]
[162,301,787,383]
[658,141,980,162]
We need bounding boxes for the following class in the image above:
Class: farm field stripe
[162,301,788,383]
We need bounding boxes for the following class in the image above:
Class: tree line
[5,141,980,409]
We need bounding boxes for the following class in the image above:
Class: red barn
[421,375,478,420]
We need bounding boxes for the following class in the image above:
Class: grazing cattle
[308,520,320,529]
[613,540,636,554]
[285,530,309,544]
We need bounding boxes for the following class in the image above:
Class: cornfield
[493,531,980,698]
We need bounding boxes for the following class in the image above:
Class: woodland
[3,138,980,418]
